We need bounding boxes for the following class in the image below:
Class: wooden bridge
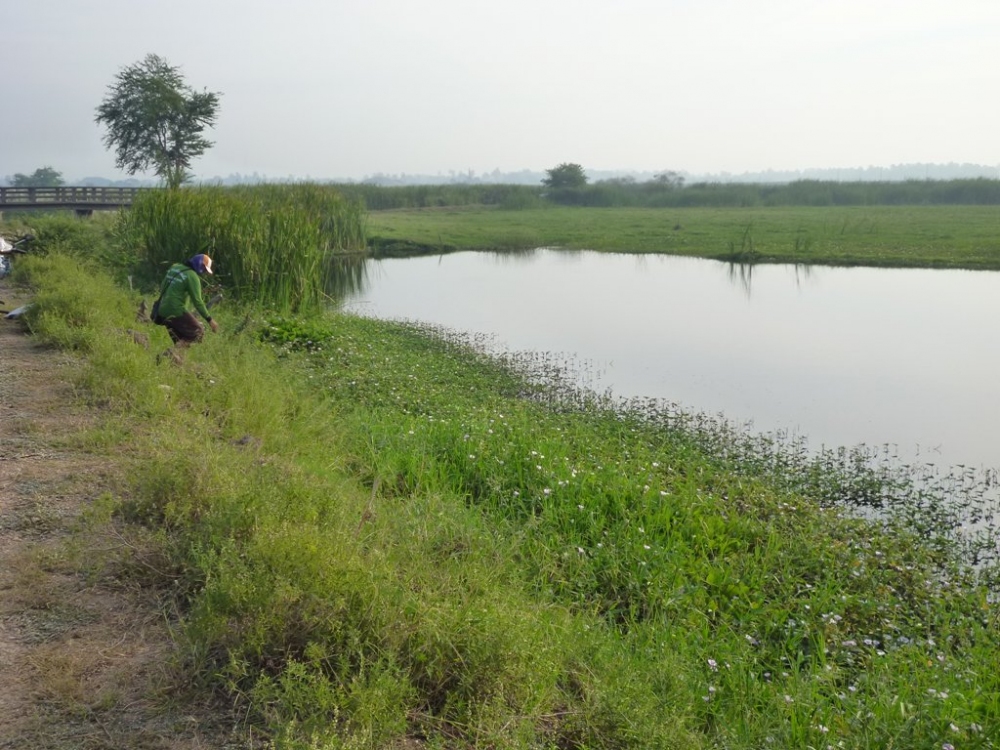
[0,186,152,217]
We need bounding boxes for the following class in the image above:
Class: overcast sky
[4,0,999,182]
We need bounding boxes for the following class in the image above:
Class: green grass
[367,205,1000,268]
[9,245,999,749]
[118,184,367,312]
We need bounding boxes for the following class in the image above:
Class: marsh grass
[14,249,1000,748]
[118,184,367,312]
[368,204,1000,268]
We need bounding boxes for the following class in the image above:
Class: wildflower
[784,695,794,703]
[707,659,718,671]
[577,504,585,510]
[644,544,651,550]
[942,744,955,750]
[543,488,551,495]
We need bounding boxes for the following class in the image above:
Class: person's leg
[159,314,204,363]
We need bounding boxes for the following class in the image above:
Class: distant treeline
[335,178,1000,210]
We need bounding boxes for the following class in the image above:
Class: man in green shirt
[155,253,219,362]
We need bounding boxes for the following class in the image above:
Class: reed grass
[118,184,367,312]
[344,177,1000,210]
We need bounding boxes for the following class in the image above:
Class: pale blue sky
[3,0,998,181]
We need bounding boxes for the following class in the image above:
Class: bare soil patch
[0,280,251,749]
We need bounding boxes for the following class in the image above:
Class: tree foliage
[542,163,588,189]
[11,166,65,187]
[95,54,220,189]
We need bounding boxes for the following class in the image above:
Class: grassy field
[5,210,998,748]
[367,205,1000,269]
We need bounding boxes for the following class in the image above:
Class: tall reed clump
[119,184,367,313]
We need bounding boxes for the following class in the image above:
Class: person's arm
[186,270,213,322]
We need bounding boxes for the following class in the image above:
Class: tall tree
[11,166,65,187]
[542,163,588,189]
[95,54,220,189]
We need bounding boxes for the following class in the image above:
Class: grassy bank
[6,224,998,747]
[368,205,1000,269]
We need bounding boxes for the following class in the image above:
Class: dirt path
[0,280,248,749]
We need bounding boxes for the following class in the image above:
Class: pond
[343,248,1000,474]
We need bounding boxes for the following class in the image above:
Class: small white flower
[707,659,718,671]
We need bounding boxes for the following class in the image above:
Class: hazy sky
[4,0,999,181]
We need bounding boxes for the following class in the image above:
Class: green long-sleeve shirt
[158,263,212,321]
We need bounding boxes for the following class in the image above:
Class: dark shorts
[165,312,205,344]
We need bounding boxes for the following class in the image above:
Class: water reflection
[325,253,371,301]
[343,248,1000,473]
[726,261,815,296]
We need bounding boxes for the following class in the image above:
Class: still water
[343,249,1000,472]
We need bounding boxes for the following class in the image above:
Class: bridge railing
[0,186,147,206]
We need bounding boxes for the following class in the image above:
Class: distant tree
[596,176,637,187]
[652,171,685,189]
[95,54,220,190]
[12,166,65,187]
[542,163,588,189]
